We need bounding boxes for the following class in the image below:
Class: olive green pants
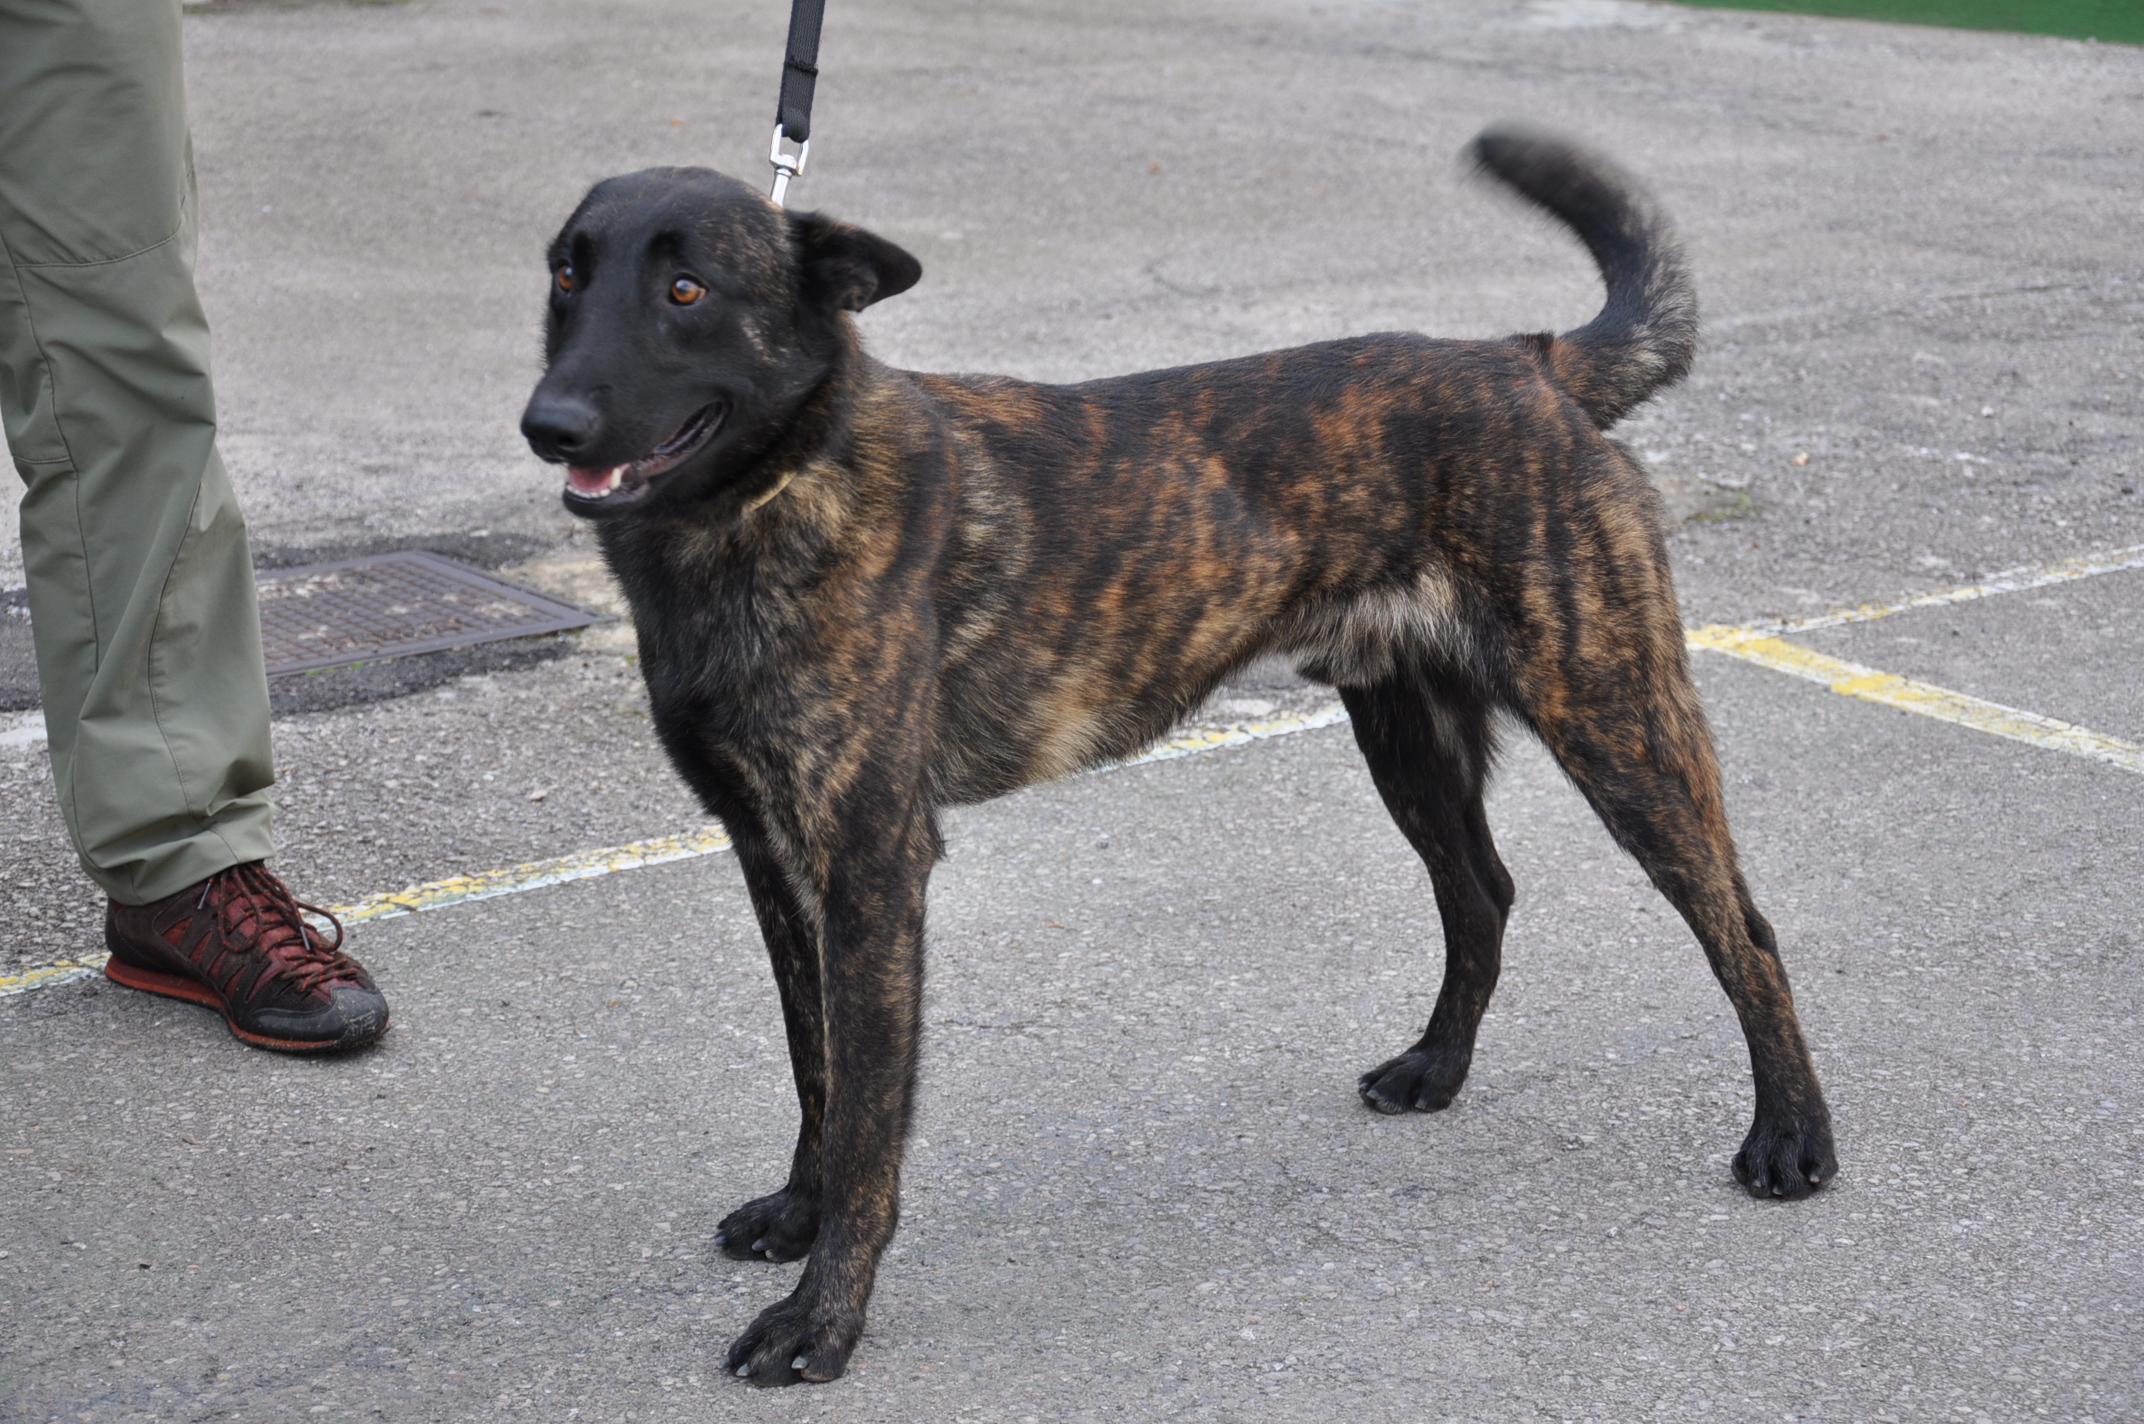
[0,0,276,904]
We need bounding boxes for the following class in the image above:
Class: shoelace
[197,863,356,997]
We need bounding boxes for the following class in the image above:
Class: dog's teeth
[604,465,625,493]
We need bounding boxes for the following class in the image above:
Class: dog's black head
[520,167,921,519]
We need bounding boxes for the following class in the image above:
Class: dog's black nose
[521,393,602,463]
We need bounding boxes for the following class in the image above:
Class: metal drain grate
[256,551,603,676]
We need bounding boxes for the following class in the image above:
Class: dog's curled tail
[1471,126,1697,429]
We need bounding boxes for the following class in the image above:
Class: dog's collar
[742,468,797,514]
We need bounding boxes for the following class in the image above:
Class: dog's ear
[789,212,922,312]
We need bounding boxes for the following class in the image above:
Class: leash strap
[768,0,825,205]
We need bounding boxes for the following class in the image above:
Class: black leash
[768,0,825,205]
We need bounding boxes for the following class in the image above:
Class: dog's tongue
[567,464,625,496]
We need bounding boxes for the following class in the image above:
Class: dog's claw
[717,1188,820,1262]
[1731,1112,1837,1200]
[1357,1046,1472,1114]
[723,1292,863,1386]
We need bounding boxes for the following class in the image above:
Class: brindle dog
[521,128,1836,1386]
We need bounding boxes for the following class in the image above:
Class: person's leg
[0,0,275,904]
[1,0,387,1051]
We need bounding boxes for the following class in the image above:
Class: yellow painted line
[307,705,1349,934]
[12,542,2140,999]
[1,829,744,998]
[2,709,1361,999]
[1752,542,2144,636]
[0,958,107,997]
[329,704,1358,920]
[1688,626,2144,775]
[1108,702,1350,770]
[330,824,735,925]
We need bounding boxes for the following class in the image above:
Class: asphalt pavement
[2,1,2140,1420]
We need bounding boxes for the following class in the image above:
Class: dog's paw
[1358,1046,1471,1114]
[1731,1112,1837,1200]
[714,1188,820,1262]
[724,1292,863,1386]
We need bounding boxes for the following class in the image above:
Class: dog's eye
[669,276,708,306]
[554,263,575,295]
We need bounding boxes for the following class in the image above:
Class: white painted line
[0,711,47,749]
[1747,543,2144,636]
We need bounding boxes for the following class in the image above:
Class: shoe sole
[103,957,389,1053]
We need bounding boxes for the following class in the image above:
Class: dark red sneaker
[104,862,389,1052]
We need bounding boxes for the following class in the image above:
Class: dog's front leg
[715,834,829,1263]
[722,795,933,1386]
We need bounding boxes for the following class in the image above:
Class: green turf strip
[1670,0,2144,44]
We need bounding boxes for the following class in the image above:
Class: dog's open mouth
[563,404,725,510]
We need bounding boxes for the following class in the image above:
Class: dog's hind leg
[1514,600,1836,1200]
[714,834,827,1264]
[1341,666,1515,1115]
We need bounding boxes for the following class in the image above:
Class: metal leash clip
[769,124,810,206]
